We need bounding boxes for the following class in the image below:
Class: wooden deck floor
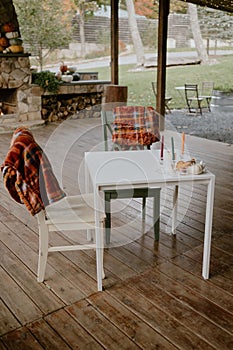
[0,118,233,349]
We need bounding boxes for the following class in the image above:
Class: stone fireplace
[0,53,41,122]
[0,0,110,131]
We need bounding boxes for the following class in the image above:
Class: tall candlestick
[171,137,175,160]
[181,132,185,155]
[160,135,164,160]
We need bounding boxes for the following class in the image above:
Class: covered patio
[0,0,233,348]
[0,117,232,349]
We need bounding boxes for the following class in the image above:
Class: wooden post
[102,85,128,106]
[156,0,170,131]
[111,0,119,85]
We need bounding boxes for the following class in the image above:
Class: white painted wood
[85,149,215,282]
[36,194,105,291]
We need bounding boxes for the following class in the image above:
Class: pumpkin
[5,31,19,39]
[60,63,68,73]
[2,23,15,33]
[0,37,9,47]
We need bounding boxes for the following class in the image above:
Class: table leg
[153,191,160,241]
[172,185,179,234]
[85,162,93,241]
[94,187,104,291]
[202,176,215,279]
[104,192,111,245]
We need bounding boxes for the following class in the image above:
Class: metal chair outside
[184,84,204,115]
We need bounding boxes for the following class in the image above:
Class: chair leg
[104,192,111,245]
[186,99,192,113]
[96,224,105,291]
[142,197,146,222]
[153,190,161,241]
[198,100,202,115]
[207,97,211,112]
[37,211,49,282]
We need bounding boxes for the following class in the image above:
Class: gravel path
[165,110,233,144]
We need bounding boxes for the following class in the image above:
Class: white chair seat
[46,194,100,229]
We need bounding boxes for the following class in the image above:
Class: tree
[73,0,108,58]
[73,0,96,58]
[14,0,73,71]
[125,0,145,67]
[134,0,187,19]
[188,3,209,64]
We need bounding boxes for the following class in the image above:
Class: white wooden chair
[37,193,105,291]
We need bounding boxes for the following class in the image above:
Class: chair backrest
[101,85,128,151]
[111,106,160,150]
[185,84,200,99]
[201,81,214,96]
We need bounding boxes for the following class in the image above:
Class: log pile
[41,92,102,122]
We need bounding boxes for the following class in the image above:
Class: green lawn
[84,55,233,109]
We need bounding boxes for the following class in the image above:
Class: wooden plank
[0,300,20,337]
[1,242,64,315]
[87,291,214,350]
[158,258,233,314]
[107,285,218,350]
[1,327,44,350]
[113,273,233,350]
[0,221,87,304]
[0,267,42,325]
[45,308,105,349]
[67,298,175,350]
[28,319,72,350]
[155,262,233,327]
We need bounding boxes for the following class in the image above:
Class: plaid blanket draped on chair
[1,127,66,215]
[112,106,160,149]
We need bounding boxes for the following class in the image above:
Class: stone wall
[0,54,41,121]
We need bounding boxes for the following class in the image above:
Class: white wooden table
[85,150,215,291]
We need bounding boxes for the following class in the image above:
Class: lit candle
[181,132,185,155]
[160,135,164,160]
[171,137,175,160]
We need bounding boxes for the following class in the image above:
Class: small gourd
[0,37,9,47]
[5,31,19,39]
[2,23,15,33]
[7,45,24,53]
[9,38,23,46]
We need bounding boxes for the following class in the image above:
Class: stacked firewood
[41,93,102,122]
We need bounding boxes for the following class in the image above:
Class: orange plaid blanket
[1,127,66,216]
[112,106,160,148]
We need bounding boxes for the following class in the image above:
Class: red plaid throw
[112,106,160,148]
[1,127,66,216]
